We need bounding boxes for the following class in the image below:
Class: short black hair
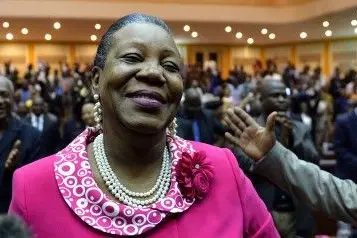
[0,76,14,94]
[94,13,171,70]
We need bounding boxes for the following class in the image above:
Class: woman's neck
[102,121,167,175]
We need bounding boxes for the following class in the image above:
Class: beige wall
[1,39,357,78]
[35,44,71,71]
[265,46,291,72]
[295,43,324,72]
[0,44,28,75]
[330,40,357,74]
[230,46,261,74]
[75,44,97,65]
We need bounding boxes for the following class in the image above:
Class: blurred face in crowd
[32,97,45,116]
[17,102,28,118]
[0,77,13,121]
[260,80,290,115]
[92,23,183,134]
[183,88,202,118]
[81,103,95,127]
[22,80,29,90]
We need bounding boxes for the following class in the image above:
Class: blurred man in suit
[177,88,216,144]
[0,76,42,213]
[334,106,357,237]
[335,107,357,182]
[235,79,319,238]
[26,96,61,157]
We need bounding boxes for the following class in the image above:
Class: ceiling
[1,7,357,45]
[58,0,316,6]
[2,0,357,24]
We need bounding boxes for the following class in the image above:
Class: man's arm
[223,107,357,225]
[253,142,357,225]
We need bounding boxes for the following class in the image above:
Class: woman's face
[94,23,183,134]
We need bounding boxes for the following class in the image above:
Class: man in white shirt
[26,96,61,157]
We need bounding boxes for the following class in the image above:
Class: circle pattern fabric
[54,128,195,236]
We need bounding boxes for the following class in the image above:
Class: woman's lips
[126,90,167,110]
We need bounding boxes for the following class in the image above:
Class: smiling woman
[9,13,279,238]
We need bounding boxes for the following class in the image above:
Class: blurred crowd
[1,58,357,237]
[177,59,357,237]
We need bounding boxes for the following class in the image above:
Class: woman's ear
[91,66,102,95]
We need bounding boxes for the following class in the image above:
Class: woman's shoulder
[188,141,239,179]
[190,141,234,163]
[15,155,56,181]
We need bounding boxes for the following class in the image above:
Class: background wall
[1,38,357,78]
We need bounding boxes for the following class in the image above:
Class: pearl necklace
[93,134,171,207]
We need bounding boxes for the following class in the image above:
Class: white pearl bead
[93,134,171,207]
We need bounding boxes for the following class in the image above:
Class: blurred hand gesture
[223,107,277,161]
[5,140,21,171]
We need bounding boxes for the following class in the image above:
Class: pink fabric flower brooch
[175,151,214,200]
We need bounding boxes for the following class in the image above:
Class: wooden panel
[0,55,26,64]
[59,0,316,6]
[0,44,28,74]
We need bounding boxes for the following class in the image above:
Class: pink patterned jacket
[9,128,278,237]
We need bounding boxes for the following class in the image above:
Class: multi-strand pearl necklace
[93,134,171,207]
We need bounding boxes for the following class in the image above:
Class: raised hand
[223,107,277,161]
[5,140,21,171]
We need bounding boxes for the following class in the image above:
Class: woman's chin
[122,117,167,135]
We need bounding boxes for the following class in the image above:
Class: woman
[9,14,278,237]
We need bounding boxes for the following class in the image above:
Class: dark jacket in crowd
[62,118,85,147]
[25,113,61,157]
[176,109,216,145]
[234,118,319,237]
[334,110,357,183]
[0,117,42,213]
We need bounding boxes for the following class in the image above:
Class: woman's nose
[136,66,165,85]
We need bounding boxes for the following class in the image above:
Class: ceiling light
[351,20,357,26]
[90,35,97,41]
[191,31,198,38]
[322,21,329,27]
[225,26,232,33]
[53,22,61,30]
[354,27,357,34]
[269,33,276,39]
[45,33,52,41]
[261,28,268,35]
[300,32,307,39]
[95,24,101,30]
[183,25,190,32]
[21,28,29,35]
[325,30,332,37]
[6,33,13,40]
[2,22,9,28]
[235,32,243,39]
[247,38,254,44]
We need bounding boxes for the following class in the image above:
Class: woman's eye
[122,54,143,63]
[163,63,179,73]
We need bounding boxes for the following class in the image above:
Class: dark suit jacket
[234,118,319,236]
[0,116,42,213]
[26,113,61,157]
[176,109,215,145]
[334,110,357,182]
[62,118,85,148]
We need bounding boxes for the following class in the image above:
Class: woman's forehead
[110,23,179,54]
